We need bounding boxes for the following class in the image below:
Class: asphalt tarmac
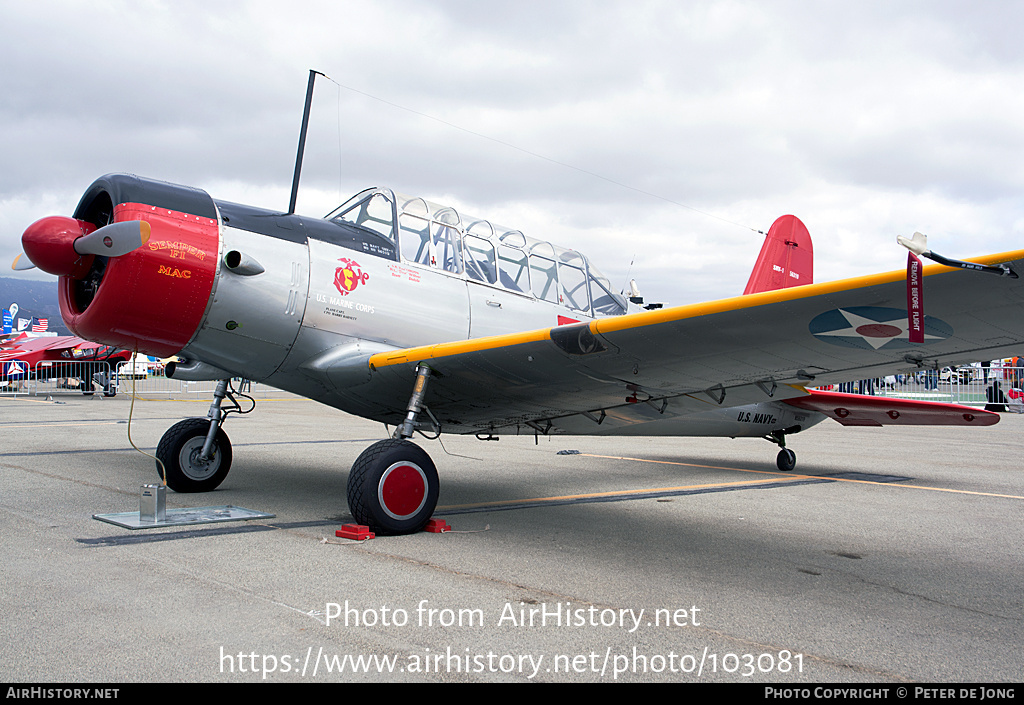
[1,391,1022,683]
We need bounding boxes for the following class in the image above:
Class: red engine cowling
[25,175,222,358]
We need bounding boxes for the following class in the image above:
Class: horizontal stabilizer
[783,390,999,426]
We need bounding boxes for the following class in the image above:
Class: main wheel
[347,439,439,535]
[776,448,796,472]
[156,418,232,492]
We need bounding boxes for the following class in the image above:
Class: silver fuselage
[177,195,825,440]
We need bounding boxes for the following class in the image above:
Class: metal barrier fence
[31,361,117,397]
[7,357,1022,409]
[828,366,1024,411]
[1,359,277,399]
[111,362,275,400]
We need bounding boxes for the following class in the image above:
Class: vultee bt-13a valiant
[14,172,1023,534]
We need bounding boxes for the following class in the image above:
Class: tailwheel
[776,447,796,472]
[347,439,439,535]
[765,428,798,472]
[156,418,232,492]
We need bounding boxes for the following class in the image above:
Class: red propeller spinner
[16,216,151,277]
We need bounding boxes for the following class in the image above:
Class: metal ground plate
[93,505,276,530]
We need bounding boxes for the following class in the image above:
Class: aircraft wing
[352,248,1024,432]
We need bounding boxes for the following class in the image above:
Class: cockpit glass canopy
[326,188,627,317]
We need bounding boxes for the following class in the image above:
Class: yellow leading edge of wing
[369,248,1024,370]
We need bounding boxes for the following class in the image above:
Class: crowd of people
[829,356,1023,413]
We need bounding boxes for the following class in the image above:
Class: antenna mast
[288,69,325,215]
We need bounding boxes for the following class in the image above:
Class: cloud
[3,1,1022,304]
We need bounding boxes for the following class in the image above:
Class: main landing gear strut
[155,379,253,492]
[346,365,440,535]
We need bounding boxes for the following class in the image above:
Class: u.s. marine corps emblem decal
[333,258,369,296]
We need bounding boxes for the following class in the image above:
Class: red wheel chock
[423,518,451,533]
[336,524,375,541]
[335,519,450,540]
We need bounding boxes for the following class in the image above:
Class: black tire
[347,439,439,535]
[156,418,232,492]
[776,448,796,472]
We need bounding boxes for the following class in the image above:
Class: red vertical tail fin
[743,214,813,295]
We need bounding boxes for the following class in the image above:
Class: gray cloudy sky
[3,0,1024,305]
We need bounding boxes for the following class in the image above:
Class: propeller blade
[11,253,36,271]
[73,220,151,258]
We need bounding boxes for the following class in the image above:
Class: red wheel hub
[378,462,428,520]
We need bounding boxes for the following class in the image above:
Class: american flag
[31,317,48,332]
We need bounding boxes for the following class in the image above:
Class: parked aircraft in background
[13,172,1020,534]
[1,333,132,395]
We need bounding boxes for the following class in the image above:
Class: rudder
[743,214,813,295]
